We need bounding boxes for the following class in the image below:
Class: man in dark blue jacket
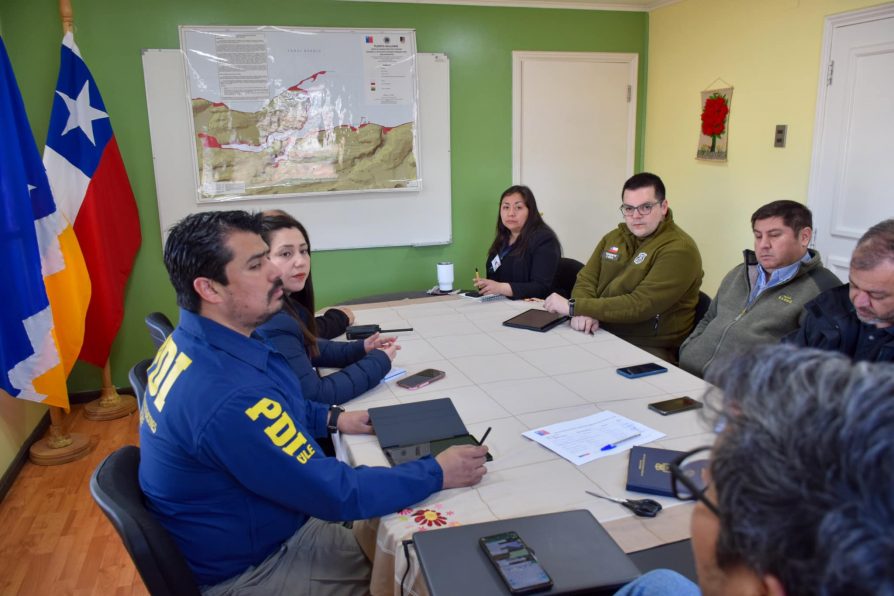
[786,218,894,362]
[139,211,488,594]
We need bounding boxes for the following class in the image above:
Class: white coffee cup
[437,262,454,292]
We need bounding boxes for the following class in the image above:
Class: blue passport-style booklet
[625,446,686,497]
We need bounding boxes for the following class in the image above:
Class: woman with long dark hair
[473,185,561,299]
[255,210,399,405]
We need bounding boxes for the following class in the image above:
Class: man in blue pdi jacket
[786,218,894,362]
[138,211,489,594]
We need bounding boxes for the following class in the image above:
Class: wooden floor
[0,405,147,596]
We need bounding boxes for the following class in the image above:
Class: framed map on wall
[179,26,421,202]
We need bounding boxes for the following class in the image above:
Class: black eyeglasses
[670,446,719,515]
[618,200,663,217]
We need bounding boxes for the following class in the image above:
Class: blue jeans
[614,569,700,596]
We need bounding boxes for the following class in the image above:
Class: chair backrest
[90,446,201,596]
[129,359,152,410]
[145,312,175,350]
[552,257,585,299]
[694,291,712,328]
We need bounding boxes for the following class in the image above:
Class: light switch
[774,125,787,148]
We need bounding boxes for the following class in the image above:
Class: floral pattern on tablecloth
[396,503,463,532]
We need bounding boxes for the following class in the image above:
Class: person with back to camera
[255,210,398,406]
[139,210,488,594]
[614,343,894,595]
[472,185,561,299]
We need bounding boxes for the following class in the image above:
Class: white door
[513,52,638,263]
[808,4,894,281]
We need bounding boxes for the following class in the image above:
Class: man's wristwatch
[327,405,345,434]
[568,298,576,317]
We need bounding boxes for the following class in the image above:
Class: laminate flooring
[0,406,147,595]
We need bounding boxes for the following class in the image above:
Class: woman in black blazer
[474,185,561,299]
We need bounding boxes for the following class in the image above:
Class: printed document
[522,411,665,465]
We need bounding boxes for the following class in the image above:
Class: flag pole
[84,361,137,420]
[57,0,137,422]
[25,0,91,466]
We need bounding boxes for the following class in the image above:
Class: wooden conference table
[335,295,714,596]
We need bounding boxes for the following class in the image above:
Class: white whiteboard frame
[141,50,451,251]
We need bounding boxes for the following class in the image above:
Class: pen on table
[599,432,641,451]
[478,426,492,446]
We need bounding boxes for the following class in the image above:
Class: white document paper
[522,411,665,466]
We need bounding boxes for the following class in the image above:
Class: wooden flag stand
[84,361,137,420]
[29,406,90,466]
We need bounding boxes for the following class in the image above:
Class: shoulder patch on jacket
[633,252,648,265]
[777,294,793,305]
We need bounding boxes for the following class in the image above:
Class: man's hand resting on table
[337,410,374,435]
[436,445,489,488]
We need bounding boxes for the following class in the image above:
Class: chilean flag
[43,32,141,368]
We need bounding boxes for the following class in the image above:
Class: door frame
[511,51,639,183]
[807,2,894,245]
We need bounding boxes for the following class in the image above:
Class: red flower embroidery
[701,94,730,137]
[413,509,448,527]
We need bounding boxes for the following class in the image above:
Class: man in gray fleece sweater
[679,201,840,378]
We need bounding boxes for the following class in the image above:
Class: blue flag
[0,35,71,408]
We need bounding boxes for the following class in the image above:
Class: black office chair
[129,359,152,410]
[90,446,200,596]
[145,312,175,349]
[694,291,711,328]
[551,257,585,299]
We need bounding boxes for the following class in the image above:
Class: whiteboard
[141,50,451,251]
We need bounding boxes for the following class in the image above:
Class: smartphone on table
[396,368,445,390]
[479,531,553,594]
[616,362,668,379]
[648,396,702,416]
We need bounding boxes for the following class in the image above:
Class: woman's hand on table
[473,278,511,297]
[364,332,399,354]
[436,445,489,488]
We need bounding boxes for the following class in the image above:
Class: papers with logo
[522,411,665,466]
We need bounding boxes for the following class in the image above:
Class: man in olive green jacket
[679,200,840,377]
[545,173,702,362]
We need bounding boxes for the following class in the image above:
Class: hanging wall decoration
[696,86,733,162]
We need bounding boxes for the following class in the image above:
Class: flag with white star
[0,35,76,409]
[43,32,141,368]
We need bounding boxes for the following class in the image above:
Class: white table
[337,297,714,595]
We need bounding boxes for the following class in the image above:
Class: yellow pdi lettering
[245,397,311,459]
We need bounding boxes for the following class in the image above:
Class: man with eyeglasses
[785,218,894,362]
[614,344,894,595]
[678,200,839,377]
[544,172,702,362]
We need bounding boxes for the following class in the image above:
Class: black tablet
[502,309,570,332]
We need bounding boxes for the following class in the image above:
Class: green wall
[0,0,647,395]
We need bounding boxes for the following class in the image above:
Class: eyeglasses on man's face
[619,200,663,217]
[670,446,719,516]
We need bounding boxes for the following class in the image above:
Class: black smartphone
[648,396,703,415]
[396,368,445,390]
[464,290,483,298]
[479,531,553,594]
[616,363,669,379]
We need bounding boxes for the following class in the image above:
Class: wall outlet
[774,124,787,148]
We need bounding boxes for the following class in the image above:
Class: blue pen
[600,432,641,451]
